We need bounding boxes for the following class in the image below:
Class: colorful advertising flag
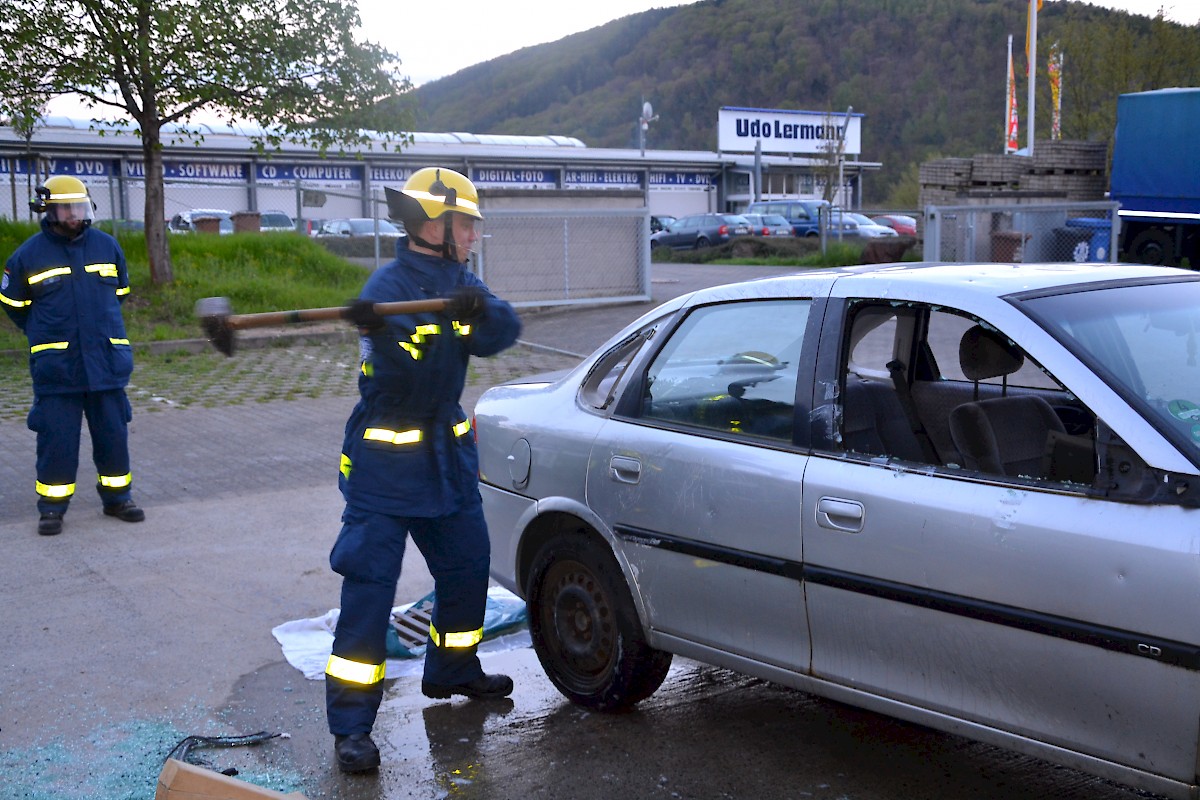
[1048,42,1063,140]
[1006,35,1019,153]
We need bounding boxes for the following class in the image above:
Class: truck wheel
[526,530,673,711]
[1129,229,1174,266]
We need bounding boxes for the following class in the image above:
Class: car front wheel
[526,530,673,711]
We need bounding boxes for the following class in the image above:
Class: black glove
[443,285,487,321]
[344,299,385,332]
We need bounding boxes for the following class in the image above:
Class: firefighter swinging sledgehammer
[324,167,521,773]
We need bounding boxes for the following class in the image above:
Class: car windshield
[1021,278,1200,464]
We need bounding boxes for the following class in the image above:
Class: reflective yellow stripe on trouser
[429,623,484,649]
[36,480,76,499]
[325,654,386,685]
[98,472,132,488]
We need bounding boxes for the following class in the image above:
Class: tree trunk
[142,125,174,284]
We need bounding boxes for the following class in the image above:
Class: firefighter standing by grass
[1,175,145,536]
[325,167,521,773]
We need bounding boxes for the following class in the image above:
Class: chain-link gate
[924,201,1120,263]
[476,209,651,308]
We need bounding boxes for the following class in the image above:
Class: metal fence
[924,201,1120,263]
[476,209,651,308]
[3,171,651,308]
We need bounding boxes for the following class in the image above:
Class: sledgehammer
[195,296,447,356]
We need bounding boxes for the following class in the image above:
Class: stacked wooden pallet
[918,141,1107,206]
[1020,140,1107,199]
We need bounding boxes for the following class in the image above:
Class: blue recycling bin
[1065,217,1114,262]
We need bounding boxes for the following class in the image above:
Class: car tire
[696,237,710,249]
[1128,228,1174,266]
[526,530,673,711]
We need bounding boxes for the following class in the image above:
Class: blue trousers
[325,502,491,736]
[27,390,133,514]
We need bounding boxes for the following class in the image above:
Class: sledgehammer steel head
[195,296,237,356]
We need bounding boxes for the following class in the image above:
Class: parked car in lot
[650,213,751,250]
[168,208,233,234]
[743,213,794,237]
[316,218,403,238]
[258,210,296,232]
[835,211,899,238]
[745,198,852,237]
[475,261,1200,800]
[872,213,918,236]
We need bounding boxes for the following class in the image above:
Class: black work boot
[103,501,145,523]
[37,511,64,536]
[334,732,380,773]
[422,673,514,700]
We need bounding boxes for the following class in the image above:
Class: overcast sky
[360,0,1199,88]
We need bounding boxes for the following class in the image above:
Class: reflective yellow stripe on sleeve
[452,419,471,437]
[0,292,29,308]
[36,480,76,499]
[31,341,68,354]
[325,654,386,685]
[98,473,132,488]
[340,453,352,479]
[116,286,130,297]
[429,623,484,649]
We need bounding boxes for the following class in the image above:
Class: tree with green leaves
[0,0,413,284]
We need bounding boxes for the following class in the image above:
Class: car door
[585,291,821,674]
[801,293,1200,783]
[658,216,693,249]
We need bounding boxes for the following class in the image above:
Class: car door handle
[816,497,864,533]
[609,456,642,484]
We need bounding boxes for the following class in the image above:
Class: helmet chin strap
[408,216,461,261]
[441,215,456,260]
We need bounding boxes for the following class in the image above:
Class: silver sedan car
[476,261,1200,800]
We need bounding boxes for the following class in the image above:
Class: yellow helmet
[31,175,95,226]
[385,167,482,225]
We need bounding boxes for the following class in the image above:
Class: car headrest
[959,325,1023,381]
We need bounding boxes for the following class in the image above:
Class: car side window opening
[640,299,812,442]
[839,300,1102,487]
[579,326,660,411]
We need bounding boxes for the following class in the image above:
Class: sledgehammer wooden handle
[224,298,448,330]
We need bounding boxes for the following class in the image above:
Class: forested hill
[388,0,1200,205]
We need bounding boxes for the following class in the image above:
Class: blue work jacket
[339,239,521,517]
[1,220,133,394]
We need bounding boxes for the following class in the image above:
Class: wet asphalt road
[0,261,1158,800]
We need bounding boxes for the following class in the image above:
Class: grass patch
[0,220,371,352]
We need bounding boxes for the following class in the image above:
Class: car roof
[653,262,1192,317]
